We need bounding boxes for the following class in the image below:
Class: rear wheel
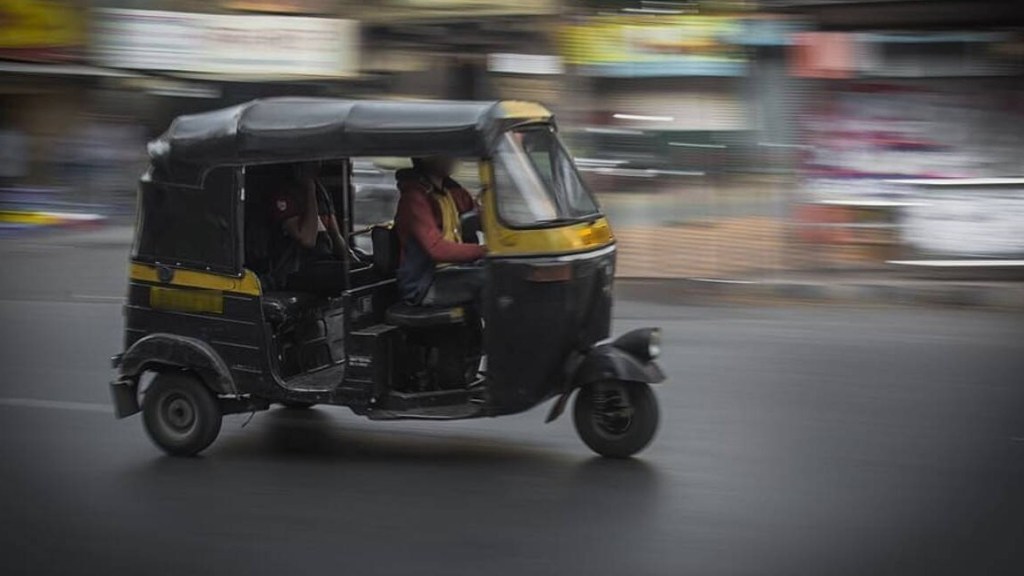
[280,401,316,410]
[573,380,659,458]
[142,372,222,457]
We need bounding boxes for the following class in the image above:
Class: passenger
[267,161,351,296]
[394,156,486,307]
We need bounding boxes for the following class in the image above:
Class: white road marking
[690,278,758,284]
[0,397,113,413]
[70,294,125,302]
[888,260,1024,267]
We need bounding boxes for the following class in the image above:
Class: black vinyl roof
[148,97,552,184]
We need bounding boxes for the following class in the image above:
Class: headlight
[612,327,661,361]
[647,328,661,359]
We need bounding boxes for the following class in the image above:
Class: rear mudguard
[545,341,665,423]
[111,334,239,418]
[117,333,237,395]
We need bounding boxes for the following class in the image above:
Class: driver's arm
[324,214,350,259]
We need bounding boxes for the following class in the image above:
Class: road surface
[1,230,1022,575]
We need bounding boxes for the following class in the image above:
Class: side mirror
[460,210,482,244]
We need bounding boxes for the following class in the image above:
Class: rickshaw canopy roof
[148,98,552,184]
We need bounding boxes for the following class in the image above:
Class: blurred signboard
[92,9,358,78]
[899,182,1024,257]
[387,0,552,9]
[361,0,557,21]
[221,1,331,13]
[791,32,1020,79]
[488,54,563,75]
[0,0,84,61]
[561,15,746,77]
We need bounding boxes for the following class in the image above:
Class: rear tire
[280,401,316,410]
[573,381,659,458]
[142,372,222,457]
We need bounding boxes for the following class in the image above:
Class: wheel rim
[160,393,197,437]
[590,382,635,439]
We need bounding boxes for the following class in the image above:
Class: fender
[545,340,665,423]
[572,343,665,388]
[118,333,237,396]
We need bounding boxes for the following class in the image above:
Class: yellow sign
[0,0,83,52]
[561,15,743,66]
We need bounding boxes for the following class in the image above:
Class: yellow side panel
[130,263,262,296]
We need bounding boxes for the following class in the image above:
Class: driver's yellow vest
[436,189,462,244]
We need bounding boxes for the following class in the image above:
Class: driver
[394,156,486,306]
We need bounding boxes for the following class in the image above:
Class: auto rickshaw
[109,98,665,458]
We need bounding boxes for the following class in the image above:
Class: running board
[366,382,487,420]
[279,362,346,392]
[366,403,483,421]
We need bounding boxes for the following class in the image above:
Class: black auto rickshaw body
[110,98,665,458]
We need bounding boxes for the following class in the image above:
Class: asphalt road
[1,230,1023,576]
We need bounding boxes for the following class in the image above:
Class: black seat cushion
[371,225,400,277]
[262,292,321,325]
[386,302,466,328]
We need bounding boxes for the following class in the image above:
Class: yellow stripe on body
[130,262,262,296]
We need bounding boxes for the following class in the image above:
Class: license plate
[149,287,224,314]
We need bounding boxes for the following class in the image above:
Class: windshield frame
[490,123,602,231]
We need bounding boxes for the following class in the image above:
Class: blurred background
[2,0,1021,279]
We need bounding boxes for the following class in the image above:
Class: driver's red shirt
[394,171,485,264]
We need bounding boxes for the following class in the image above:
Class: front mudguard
[545,341,665,423]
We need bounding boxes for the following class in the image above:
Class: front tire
[142,372,222,456]
[573,380,659,458]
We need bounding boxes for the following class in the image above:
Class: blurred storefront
[3,0,1020,275]
[0,0,86,185]
[552,8,808,279]
[560,11,804,180]
[785,1,1024,266]
[90,4,362,134]
[556,2,1023,276]
[0,0,152,223]
[359,0,561,103]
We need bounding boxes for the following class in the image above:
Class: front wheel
[142,372,222,456]
[573,381,659,458]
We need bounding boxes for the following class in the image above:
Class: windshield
[493,126,600,227]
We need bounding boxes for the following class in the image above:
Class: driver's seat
[371,224,468,328]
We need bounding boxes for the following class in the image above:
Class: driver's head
[412,156,457,178]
